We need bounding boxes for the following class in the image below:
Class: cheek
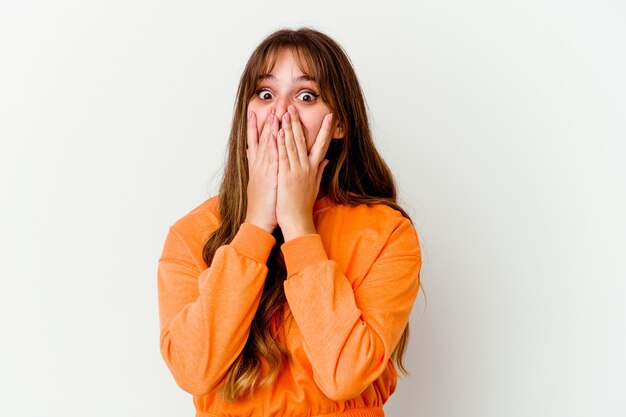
[256,116,268,135]
[247,103,267,135]
[299,113,326,149]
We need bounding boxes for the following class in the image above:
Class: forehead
[258,74,315,84]
[259,47,317,82]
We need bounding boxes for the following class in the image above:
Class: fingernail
[284,113,290,124]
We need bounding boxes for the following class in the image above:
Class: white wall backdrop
[1,0,624,416]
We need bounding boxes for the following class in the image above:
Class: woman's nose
[274,98,291,122]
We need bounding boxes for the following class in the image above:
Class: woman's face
[247,48,343,152]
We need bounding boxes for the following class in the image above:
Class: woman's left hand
[276,105,336,242]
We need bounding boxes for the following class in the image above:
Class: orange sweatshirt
[157,195,422,417]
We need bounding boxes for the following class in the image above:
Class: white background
[1,1,625,416]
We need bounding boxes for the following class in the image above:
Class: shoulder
[169,195,220,236]
[326,199,412,237]
[162,195,221,267]
[321,199,419,259]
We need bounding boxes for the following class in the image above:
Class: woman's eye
[255,89,319,102]
[256,89,273,100]
[298,91,319,102]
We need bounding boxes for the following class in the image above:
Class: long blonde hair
[203,27,418,402]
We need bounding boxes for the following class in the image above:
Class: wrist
[244,217,275,234]
[281,220,316,242]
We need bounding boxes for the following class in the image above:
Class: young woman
[157,27,422,417]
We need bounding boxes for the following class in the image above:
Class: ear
[331,123,345,139]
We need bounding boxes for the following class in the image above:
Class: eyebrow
[258,74,316,83]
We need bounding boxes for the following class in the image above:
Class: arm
[157,222,276,396]
[281,217,422,402]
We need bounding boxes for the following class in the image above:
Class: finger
[258,107,274,145]
[282,110,308,166]
[259,114,276,165]
[249,108,273,163]
[256,115,269,159]
[270,111,279,141]
[277,128,289,171]
[246,110,259,158]
[309,113,334,166]
[257,111,278,169]
[287,105,309,158]
[280,112,301,167]
[261,113,279,165]
[267,127,278,167]
[315,159,329,192]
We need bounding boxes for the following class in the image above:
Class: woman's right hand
[244,107,279,234]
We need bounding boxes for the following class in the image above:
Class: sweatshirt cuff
[230,223,276,264]
[280,234,328,277]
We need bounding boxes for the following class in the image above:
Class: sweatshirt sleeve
[157,222,276,396]
[281,217,421,402]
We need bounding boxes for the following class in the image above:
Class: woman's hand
[276,105,336,242]
[244,107,280,234]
